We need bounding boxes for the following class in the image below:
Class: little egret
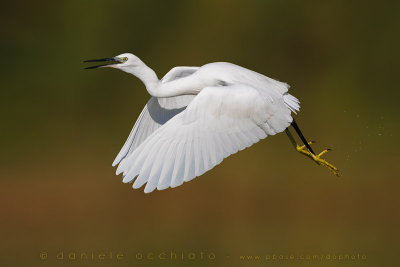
[84,53,338,193]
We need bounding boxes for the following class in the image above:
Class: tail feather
[283,93,300,114]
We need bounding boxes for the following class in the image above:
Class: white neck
[119,61,200,98]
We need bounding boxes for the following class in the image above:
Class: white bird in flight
[84,53,338,193]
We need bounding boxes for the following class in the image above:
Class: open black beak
[83,57,122,69]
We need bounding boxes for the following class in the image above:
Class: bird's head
[84,53,143,70]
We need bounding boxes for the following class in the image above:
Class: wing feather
[117,83,293,193]
[113,95,195,166]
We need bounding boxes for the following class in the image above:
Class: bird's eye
[123,57,128,62]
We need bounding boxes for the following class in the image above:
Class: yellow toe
[296,144,339,176]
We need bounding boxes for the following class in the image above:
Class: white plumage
[86,53,300,193]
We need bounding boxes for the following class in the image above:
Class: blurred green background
[1,0,399,266]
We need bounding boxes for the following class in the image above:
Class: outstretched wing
[116,83,293,193]
[113,67,200,166]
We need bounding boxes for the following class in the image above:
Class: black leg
[285,128,297,149]
[291,118,315,154]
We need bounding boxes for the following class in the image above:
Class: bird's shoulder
[197,62,264,81]
[161,66,200,83]
[198,62,244,72]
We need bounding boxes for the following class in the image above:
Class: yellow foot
[296,142,339,176]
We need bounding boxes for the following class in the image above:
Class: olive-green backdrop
[1,1,399,266]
